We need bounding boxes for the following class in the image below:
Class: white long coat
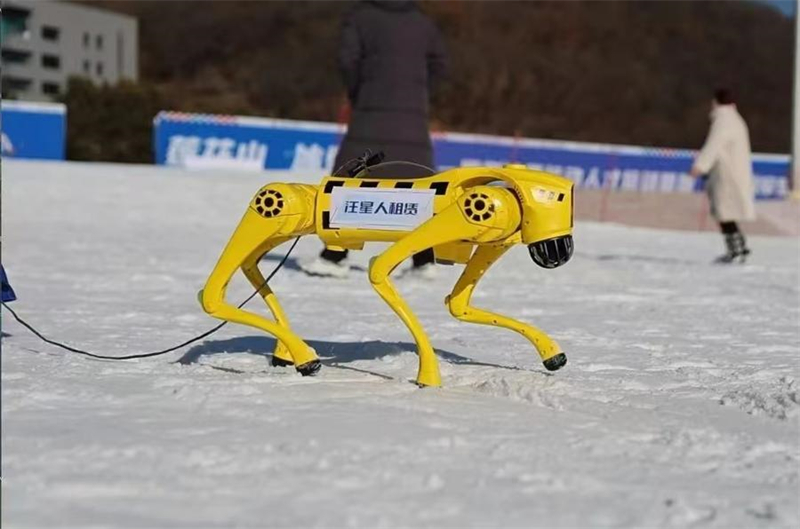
[693,105,756,222]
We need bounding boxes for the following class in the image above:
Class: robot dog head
[490,165,575,269]
[528,235,574,269]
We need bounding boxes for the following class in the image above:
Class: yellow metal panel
[433,242,474,264]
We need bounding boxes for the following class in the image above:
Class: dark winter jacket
[334,0,448,173]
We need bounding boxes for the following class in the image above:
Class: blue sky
[757,0,796,16]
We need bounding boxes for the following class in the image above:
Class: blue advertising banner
[153,111,790,199]
[433,132,790,200]
[1,100,67,160]
[154,112,343,173]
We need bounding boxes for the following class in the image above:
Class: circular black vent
[464,192,495,222]
[254,189,284,218]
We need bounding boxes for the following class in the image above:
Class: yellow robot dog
[199,156,574,387]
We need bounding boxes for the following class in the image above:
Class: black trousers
[321,247,435,267]
[719,221,740,235]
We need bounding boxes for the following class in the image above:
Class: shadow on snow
[177,335,532,376]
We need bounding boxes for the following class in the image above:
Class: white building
[1,0,138,101]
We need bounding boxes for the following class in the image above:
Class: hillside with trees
[72,0,794,162]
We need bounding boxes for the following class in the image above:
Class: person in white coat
[690,88,756,263]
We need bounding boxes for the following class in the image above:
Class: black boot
[714,233,738,264]
[412,248,435,268]
[734,232,751,263]
[321,248,348,263]
[715,232,750,264]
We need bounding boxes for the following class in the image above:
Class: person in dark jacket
[303,0,448,279]
[1,265,17,303]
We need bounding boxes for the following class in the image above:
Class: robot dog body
[200,164,574,387]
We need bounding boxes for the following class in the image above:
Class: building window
[41,25,60,41]
[41,54,60,69]
[96,62,104,76]
[2,76,33,97]
[96,34,104,50]
[83,60,91,74]
[42,82,60,96]
[1,48,31,64]
[83,32,90,48]
[1,8,30,39]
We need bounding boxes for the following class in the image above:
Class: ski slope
[2,160,799,528]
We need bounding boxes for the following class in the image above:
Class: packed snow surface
[2,160,799,528]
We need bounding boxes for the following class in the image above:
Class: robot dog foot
[543,353,567,371]
[271,355,294,368]
[296,359,322,377]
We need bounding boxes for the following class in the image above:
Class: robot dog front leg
[369,186,523,387]
[446,239,567,371]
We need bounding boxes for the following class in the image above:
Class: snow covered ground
[2,160,799,529]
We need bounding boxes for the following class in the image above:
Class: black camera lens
[528,235,574,269]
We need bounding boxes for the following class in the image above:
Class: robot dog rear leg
[241,242,297,368]
[446,241,567,371]
[200,205,319,374]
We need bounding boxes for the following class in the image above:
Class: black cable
[332,153,368,177]
[354,160,436,178]
[0,237,301,361]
